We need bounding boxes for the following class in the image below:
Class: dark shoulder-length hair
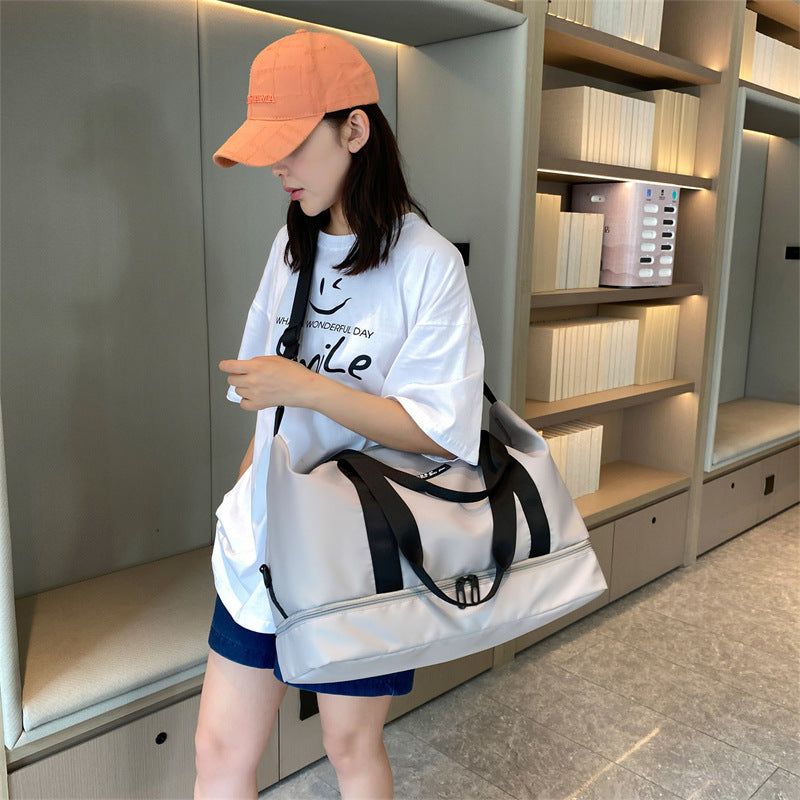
[281,103,431,277]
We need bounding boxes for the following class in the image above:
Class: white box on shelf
[571,181,680,287]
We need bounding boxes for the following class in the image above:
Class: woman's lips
[290,189,304,200]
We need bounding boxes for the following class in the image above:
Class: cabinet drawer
[8,693,227,800]
[758,444,799,522]
[699,459,764,554]
[610,492,688,601]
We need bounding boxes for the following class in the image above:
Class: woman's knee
[193,650,286,775]
[318,694,392,767]
[195,721,263,776]
[322,727,386,769]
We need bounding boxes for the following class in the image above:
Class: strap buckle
[277,322,303,358]
[455,574,481,608]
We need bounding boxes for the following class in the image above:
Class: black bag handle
[336,447,520,609]
[328,427,510,502]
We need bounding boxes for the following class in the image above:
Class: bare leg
[317,693,395,800]
[194,649,289,799]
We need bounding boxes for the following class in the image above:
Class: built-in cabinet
[700,443,799,553]
[1,0,797,797]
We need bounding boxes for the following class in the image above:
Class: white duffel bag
[260,381,607,684]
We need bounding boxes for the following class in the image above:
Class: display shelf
[525,378,695,428]
[525,0,744,561]
[543,13,722,89]
[746,0,800,31]
[530,282,703,308]
[740,81,800,136]
[574,460,691,529]
[536,156,713,189]
[525,0,746,571]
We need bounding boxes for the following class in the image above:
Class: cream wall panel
[746,135,800,403]
[0,0,209,594]
[719,131,768,403]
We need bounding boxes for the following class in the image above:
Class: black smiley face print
[310,276,351,315]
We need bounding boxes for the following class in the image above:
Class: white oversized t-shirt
[212,210,485,633]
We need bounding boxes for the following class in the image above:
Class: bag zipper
[274,537,592,635]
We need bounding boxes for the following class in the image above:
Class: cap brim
[212,113,324,168]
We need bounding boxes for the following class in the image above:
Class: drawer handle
[651,516,656,524]
[730,481,735,489]
[155,732,168,745]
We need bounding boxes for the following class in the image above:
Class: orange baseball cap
[213,28,380,168]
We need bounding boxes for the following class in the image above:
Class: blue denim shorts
[207,594,415,696]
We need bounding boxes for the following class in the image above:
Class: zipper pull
[260,564,289,620]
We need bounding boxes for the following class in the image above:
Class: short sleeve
[380,248,485,466]
[226,227,286,404]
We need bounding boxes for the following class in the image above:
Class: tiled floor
[262,503,800,800]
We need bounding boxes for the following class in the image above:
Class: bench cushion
[714,397,800,463]
[13,546,215,742]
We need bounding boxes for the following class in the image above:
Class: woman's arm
[305,372,456,460]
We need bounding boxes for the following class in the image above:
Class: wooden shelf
[741,78,800,105]
[217,0,526,46]
[531,282,703,308]
[543,14,722,89]
[537,156,713,189]
[576,460,691,529]
[740,80,800,137]
[525,378,695,427]
[747,0,800,31]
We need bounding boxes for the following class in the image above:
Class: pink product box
[570,182,680,287]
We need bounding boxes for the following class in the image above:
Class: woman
[195,28,485,800]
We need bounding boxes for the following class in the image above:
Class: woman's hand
[219,356,317,411]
